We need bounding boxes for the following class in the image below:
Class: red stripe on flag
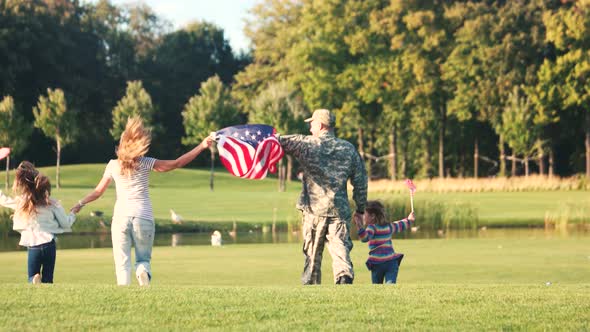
[217,134,283,180]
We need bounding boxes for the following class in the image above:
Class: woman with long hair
[72,116,213,286]
[0,161,76,283]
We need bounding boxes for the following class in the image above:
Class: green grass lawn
[1,164,588,227]
[0,239,588,330]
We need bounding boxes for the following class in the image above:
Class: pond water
[1,226,589,252]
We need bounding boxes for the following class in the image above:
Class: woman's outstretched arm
[153,135,214,172]
[71,176,112,213]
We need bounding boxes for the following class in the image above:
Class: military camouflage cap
[304,109,335,127]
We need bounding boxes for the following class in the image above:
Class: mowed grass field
[1,164,588,227]
[0,238,589,330]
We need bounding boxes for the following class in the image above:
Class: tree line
[0,0,589,183]
[0,0,248,179]
[235,0,590,180]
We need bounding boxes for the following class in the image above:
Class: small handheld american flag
[216,124,284,180]
[405,179,416,212]
[0,148,10,160]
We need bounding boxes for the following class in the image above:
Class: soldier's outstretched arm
[351,151,368,214]
[278,134,308,159]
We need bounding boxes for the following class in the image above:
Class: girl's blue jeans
[371,259,399,284]
[27,239,56,283]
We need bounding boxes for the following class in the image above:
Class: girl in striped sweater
[355,200,415,284]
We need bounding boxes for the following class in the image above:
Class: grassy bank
[0,239,588,330]
[0,165,588,231]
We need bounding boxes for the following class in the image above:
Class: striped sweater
[358,218,413,267]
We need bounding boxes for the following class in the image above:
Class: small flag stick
[405,179,416,213]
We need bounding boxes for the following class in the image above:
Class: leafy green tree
[499,87,539,177]
[0,0,113,165]
[542,1,590,178]
[444,1,547,177]
[233,0,304,114]
[250,81,307,190]
[0,95,31,189]
[375,0,455,178]
[527,63,562,177]
[144,21,241,158]
[33,88,76,189]
[125,2,170,57]
[182,75,239,191]
[111,81,156,140]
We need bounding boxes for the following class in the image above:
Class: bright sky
[89,0,261,52]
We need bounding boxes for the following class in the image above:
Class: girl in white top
[71,116,213,286]
[0,161,76,284]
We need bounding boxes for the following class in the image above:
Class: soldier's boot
[336,275,353,284]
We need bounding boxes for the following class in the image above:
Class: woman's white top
[103,157,156,221]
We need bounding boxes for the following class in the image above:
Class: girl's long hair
[366,200,387,226]
[116,116,152,176]
[12,161,51,219]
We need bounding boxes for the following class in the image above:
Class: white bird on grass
[170,209,183,224]
[211,230,222,246]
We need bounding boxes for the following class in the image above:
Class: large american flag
[216,124,284,179]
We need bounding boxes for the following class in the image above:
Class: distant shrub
[376,197,478,230]
[369,175,590,193]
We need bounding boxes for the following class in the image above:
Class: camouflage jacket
[279,131,367,220]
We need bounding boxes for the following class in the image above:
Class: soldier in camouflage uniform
[278,109,368,285]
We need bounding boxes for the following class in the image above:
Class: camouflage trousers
[301,212,354,285]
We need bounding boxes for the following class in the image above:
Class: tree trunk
[278,158,285,192]
[366,128,375,180]
[357,127,364,160]
[438,107,446,178]
[5,154,9,191]
[511,152,516,177]
[473,138,479,179]
[56,138,61,189]
[389,125,397,180]
[499,136,506,177]
[586,112,590,178]
[459,150,465,178]
[524,156,529,177]
[549,148,555,178]
[209,147,215,192]
[401,141,407,179]
[286,155,293,183]
[423,137,431,178]
[538,146,545,176]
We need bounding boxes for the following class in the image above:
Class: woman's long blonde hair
[12,161,51,219]
[116,116,152,176]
